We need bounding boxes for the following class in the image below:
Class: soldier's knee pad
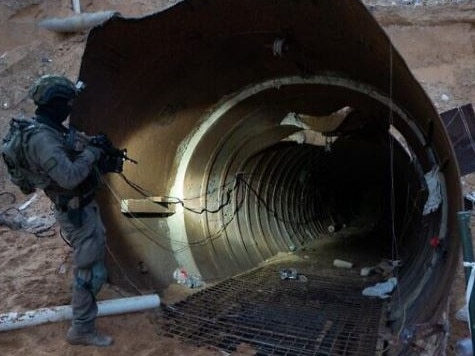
[75,261,107,296]
[90,261,107,296]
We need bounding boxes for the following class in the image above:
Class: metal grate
[158,263,386,355]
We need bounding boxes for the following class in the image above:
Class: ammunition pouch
[55,191,95,227]
[45,173,98,226]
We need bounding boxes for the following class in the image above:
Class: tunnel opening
[170,77,442,335]
[72,1,462,353]
[178,80,425,269]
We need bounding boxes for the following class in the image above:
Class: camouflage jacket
[24,116,100,198]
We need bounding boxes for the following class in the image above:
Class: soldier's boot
[66,327,113,347]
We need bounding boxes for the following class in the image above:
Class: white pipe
[0,294,160,332]
[38,11,119,33]
[72,0,81,14]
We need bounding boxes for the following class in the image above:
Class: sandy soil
[0,1,474,355]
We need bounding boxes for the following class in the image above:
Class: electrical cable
[107,154,385,257]
[386,41,408,347]
[99,173,242,253]
[114,169,325,254]
[237,175,318,226]
[163,189,232,215]
[120,170,319,230]
[99,175,186,251]
[106,243,145,295]
[119,171,237,201]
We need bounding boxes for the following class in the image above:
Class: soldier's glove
[97,154,124,174]
[90,133,126,174]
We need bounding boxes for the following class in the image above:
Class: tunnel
[71,0,463,353]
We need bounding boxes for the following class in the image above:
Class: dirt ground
[0,1,474,355]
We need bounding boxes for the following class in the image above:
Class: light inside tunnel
[72,0,462,352]
[168,75,443,326]
[171,75,428,270]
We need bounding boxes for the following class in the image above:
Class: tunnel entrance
[170,77,432,329]
[172,77,423,281]
[73,0,462,353]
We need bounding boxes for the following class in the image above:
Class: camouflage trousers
[55,199,107,333]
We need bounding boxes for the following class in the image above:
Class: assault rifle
[90,133,137,173]
[68,128,137,174]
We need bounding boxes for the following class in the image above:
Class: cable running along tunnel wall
[71,0,462,353]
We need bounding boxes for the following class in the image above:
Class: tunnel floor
[157,256,389,355]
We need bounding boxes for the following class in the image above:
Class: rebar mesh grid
[158,263,386,355]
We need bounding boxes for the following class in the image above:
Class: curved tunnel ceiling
[71,0,463,346]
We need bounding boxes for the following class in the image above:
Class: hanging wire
[162,188,233,214]
[116,166,327,248]
[102,168,319,256]
[106,244,144,295]
[98,175,182,252]
[386,41,408,346]
[119,172,237,202]
[98,172,243,253]
[237,174,318,226]
[458,106,475,157]
[388,44,399,263]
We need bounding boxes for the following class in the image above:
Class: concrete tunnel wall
[71,0,462,332]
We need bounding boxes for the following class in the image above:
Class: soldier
[21,75,113,346]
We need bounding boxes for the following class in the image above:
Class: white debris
[360,266,375,276]
[173,267,203,288]
[362,277,398,299]
[19,193,38,211]
[423,166,442,215]
[333,259,353,269]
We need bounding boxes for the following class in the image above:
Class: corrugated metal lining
[73,1,462,353]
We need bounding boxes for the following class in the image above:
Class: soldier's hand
[98,154,124,174]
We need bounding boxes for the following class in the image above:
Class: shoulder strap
[19,120,40,154]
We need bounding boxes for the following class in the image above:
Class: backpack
[1,118,46,194]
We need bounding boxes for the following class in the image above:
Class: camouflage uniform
[20,75,112,346]
[25,115,107,333]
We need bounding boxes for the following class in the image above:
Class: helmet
[29,75,78,105]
